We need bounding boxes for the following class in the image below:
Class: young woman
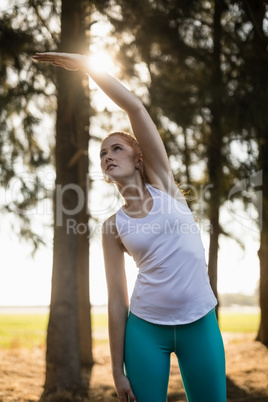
[33,53,227,402]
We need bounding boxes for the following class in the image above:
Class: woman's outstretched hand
[32,52,88,72]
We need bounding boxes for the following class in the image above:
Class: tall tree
[0,0,94,396]
[42,0,93,398]
[206,0,225,314]
[228,0,268,345]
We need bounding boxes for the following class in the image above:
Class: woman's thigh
[124,313,172,402]
[175,310,226,402]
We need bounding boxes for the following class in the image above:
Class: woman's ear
[135,154,144,169]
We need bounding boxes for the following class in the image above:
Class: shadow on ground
[227,377,268,402]
[88,377,268,402]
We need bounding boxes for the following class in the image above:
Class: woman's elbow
[128,96,145,115]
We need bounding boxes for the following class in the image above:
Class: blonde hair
[101,131,149,183]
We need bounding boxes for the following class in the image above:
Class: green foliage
[98,0,267,210]
[0,0,60,250]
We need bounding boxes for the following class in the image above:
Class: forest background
[0,0,267,400]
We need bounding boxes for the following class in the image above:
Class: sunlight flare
[88,50,114,74]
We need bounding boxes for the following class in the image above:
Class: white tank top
[115,184,217,325]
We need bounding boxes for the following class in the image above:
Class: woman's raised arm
[33,52,175,190]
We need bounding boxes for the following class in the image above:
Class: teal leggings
[124,310,226,402]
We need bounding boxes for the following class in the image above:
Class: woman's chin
[104,173,119,184]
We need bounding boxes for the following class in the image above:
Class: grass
[0,309,260,349]
[0,314,49,349]
[92,313,108,329]
[219,310,260,333]
[0,312,109,349]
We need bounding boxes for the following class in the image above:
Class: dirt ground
[0,333,267,402]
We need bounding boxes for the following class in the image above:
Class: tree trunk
[256,132,268,345]
[208,206,220,311]
[244,0,268,346]
[207,0,224,317]
[257,203,268,345]
[42,0,93,398]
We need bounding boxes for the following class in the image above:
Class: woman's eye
[114,146,122,151]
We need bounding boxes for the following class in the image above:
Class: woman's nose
[105,154,113,162]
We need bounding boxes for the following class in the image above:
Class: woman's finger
[126,387,136,402]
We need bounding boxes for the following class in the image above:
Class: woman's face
[100,135,140,184]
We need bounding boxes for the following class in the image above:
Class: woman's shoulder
[102,214,129,254]
[102,214,117,237]
[147,181,188,207]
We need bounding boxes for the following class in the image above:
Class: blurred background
[0,0,267,400]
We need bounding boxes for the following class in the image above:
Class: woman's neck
[117,179,146,207]
[117,180,153,219]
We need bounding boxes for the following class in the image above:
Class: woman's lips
[106,164,117,172]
